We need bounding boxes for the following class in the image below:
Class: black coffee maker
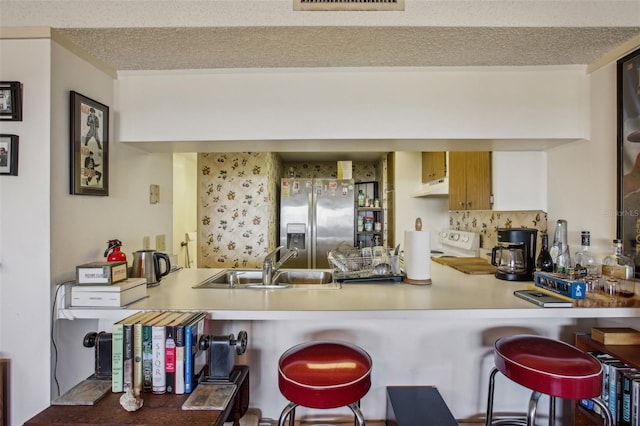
[491,228,538,281]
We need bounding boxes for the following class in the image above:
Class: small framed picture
[0,82,23,121]
[0,134,19,176]
[70,91,109,196]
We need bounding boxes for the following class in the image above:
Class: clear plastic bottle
[357,190,365,207]
[600,239,635,298]
[574,231,598,275]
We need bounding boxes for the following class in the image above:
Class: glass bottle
[551,219,572,270]
[357,190,365,207]
[574,231,598,275]
[536,232,554,272]
[600,239,635,298]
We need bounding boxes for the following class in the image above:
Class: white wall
[50,39,175,412]
[173,153,198,268]
[0,36,175,424]
[547,64,618,261]
[492,151,547,211]
[0,38,52,424]
[116,67,589,143]
[393,152,449,246]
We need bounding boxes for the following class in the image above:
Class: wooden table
[25,366,249,426]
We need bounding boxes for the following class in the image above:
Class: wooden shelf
[574,333,640,369]
[25,366,249,426]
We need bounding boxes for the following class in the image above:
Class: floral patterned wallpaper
[449,209,548,250]
[197,152,281,268]
[198,154,386,268]
[283,160,378,182]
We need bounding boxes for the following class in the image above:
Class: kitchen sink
[273,270,334,284]
[193,268,339,289]
[193,269,264,289]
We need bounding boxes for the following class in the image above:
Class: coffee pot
[131,249,171,287]
[492,242,526,272]
[491,228,538,281]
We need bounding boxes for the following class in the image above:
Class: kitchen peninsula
[57,263,640,423]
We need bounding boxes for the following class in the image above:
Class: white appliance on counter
[431,229,481,258]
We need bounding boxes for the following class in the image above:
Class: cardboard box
[76,261,128,284]
[71,278,147,307]
[337,161,352,179]
[591,327,640,345]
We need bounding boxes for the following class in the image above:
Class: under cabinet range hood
[411,177,449,198]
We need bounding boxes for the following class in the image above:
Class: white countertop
[58,262,640,321]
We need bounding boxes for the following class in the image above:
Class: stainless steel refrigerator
[279,178,355,269]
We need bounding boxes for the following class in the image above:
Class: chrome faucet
[262,246,298,285]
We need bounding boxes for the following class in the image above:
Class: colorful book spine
[111,322,124,392]
[132,311,165,396]
[172,312,197,395]
[164,322,177,393]
[133,321,144,396]
[122,322,134,391]
[142,318,155,392]
[633,377,640,426]
[622,371,640,426]
[152,320,167,394]
[184,312,208,393]
[111,311,148,393]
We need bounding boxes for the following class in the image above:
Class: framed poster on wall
[618,47,640,254]
[70,91,109,196]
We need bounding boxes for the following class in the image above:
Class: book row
[112,310,209,396]
[580,352,640,426]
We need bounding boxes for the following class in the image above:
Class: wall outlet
[156,234,166,251]
[150,184,160,204]
[142,236,151,249]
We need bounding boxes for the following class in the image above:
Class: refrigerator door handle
[310,191,317,269]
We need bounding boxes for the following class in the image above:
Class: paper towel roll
[404,230,431,283]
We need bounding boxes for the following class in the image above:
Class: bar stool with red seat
[277,340,373,426]
[485,334,613,426]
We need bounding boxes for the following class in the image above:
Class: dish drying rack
[327,244,403,282]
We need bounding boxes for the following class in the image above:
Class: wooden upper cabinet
[421,152,446,183]
[448,151,492,210]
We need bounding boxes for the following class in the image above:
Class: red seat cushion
[494,335,603,400]
[278,341,372,409]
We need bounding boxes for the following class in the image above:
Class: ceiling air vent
[294,0,404,11]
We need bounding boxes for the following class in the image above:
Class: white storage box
[71,278,147,307]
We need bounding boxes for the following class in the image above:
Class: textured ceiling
[56,26,640,71]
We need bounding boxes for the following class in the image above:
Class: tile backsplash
[449,210,548,250]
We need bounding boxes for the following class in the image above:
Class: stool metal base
[278,401,365,426]
[485,367,613,426]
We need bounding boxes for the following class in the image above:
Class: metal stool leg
[548,396,555,426]
[592,397,613,426]
[278,402,297,426]
[348,402,366,426]
[486,367,499,426]
[526,391,542,426]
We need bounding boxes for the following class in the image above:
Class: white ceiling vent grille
[294,0,404,11]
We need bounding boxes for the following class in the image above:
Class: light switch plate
[150,184,160,204]
[142,236,151,249]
